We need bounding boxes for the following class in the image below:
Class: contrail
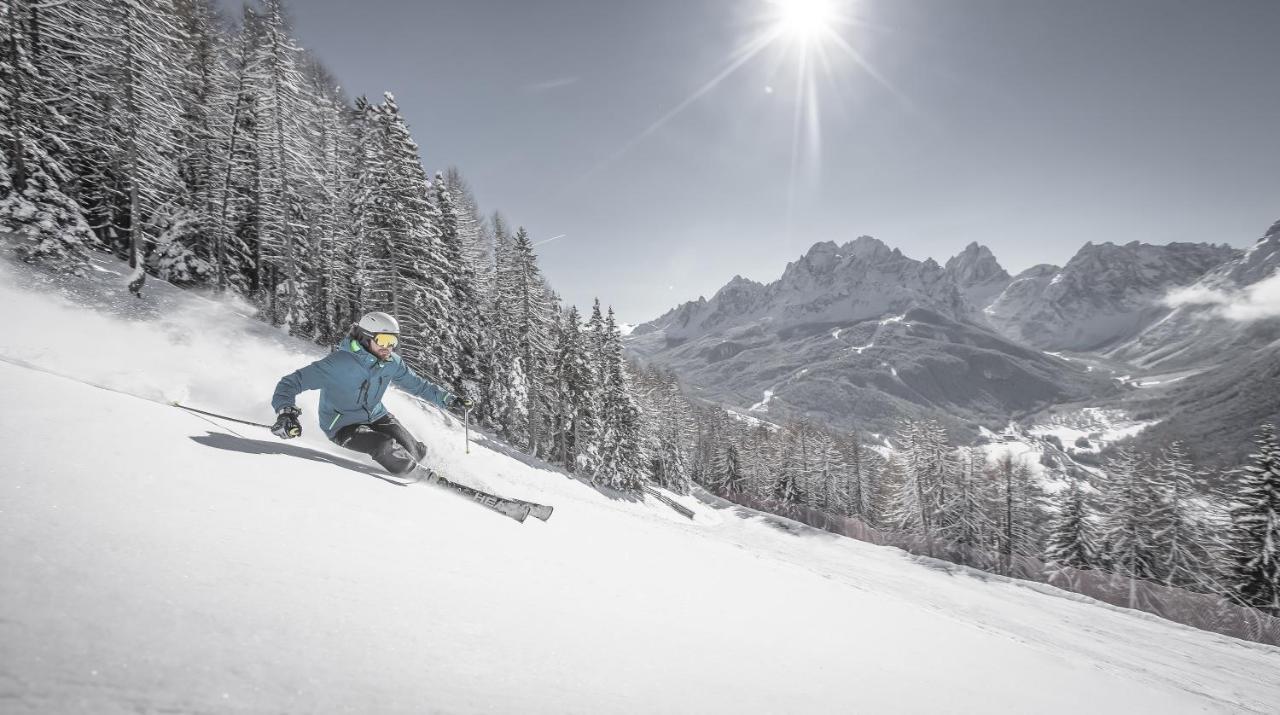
[533,234,567,247]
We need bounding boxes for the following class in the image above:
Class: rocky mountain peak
[945,243,1007,281]
[843,235,893,259]
[986,241,1240,351]
[944,242,1011,309]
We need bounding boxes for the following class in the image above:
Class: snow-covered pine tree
[1098,446,1161,607]
[596,306,643,491]
[497,228,554,454]
[944,447,995,550]
[433,171,483,396]
[304,64,356,342]
[210,12,260,294]
[773,432,805,506]
[699,411,729,492]
[632,366,693,493]
[990,452,1043,572]
[565,297,610,475]
[720,442,743,497]
[149,211,211,284]
[790,420,818,509]
[1227,424,1280,615]
[81,0,187,295]
[918,419,955,533]
[888,420,931,533]
[350,95,391,307]
[0,0,97,271]
[157,0,227,286]
[1043,475,1098,583]
[835,435,863,519]
[667,377,697,494]
[816,431,845,514]
[9,0,121,258]
[442,167,493,301]
[1150,441,1220,593]
[355,93,452,377]
[745,423,778,501]
[861,447,891,528]
[488,210,510,299]
[248,0,312,324]
[551,305,594,470]
[477,213,513,429]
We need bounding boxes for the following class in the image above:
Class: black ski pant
[331,413,427,476]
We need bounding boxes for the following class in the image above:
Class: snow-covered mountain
[983,240,1240,351]
[634,236,974,341]
[630,238,1112,439]
[1108,221,1280,369]
[1094,222,1280,463]
[944,241,1012,308]
[5,234,1280,713]
[629,230,1280,462]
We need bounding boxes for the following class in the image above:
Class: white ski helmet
[356,311,400,336]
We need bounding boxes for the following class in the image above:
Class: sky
[248,0,1280,323]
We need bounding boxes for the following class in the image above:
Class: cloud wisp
[1164,269,1280,322]
[524,76,581,93]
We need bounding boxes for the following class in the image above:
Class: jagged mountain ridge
[635,236,975,342]
[1107,222,1280,369]
[628,237,1116,439]
[984,240,1240,352]
[1102,223,1280,465]
[628,228,1277,454]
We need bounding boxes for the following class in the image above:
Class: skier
[270,311,473,479]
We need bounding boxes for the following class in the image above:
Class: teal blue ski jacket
[271,338,454,439]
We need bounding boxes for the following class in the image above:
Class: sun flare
[579,0,899,202]
[771,0,840,41]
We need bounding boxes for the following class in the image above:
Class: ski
[386,468,549,523]
[433,474,554,523]
[433,476,531,523]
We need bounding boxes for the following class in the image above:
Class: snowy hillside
[3,254,1280,713]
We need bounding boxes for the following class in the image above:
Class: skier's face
[368,338,394,361]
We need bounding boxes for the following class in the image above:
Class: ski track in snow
[748,388,774,412]
[2,257,1280,714]
[748,362,815,414]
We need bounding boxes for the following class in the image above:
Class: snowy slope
[3,255,1280,713]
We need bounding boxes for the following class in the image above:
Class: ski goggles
[371,333,399,348]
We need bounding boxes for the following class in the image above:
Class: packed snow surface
[3,255,1280,713]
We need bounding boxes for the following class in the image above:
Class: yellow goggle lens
[373,333,398,348]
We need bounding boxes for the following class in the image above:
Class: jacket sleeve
[391,360,453,408]
[272,354,337,413]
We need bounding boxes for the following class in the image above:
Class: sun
[771,0,841,41]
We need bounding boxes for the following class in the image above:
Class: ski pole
[464,405,471,455]
[173,402,273,429]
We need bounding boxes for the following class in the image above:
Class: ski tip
[529,505,554,522]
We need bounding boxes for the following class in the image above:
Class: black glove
[272,406,302,439]
[449,394,474,411]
